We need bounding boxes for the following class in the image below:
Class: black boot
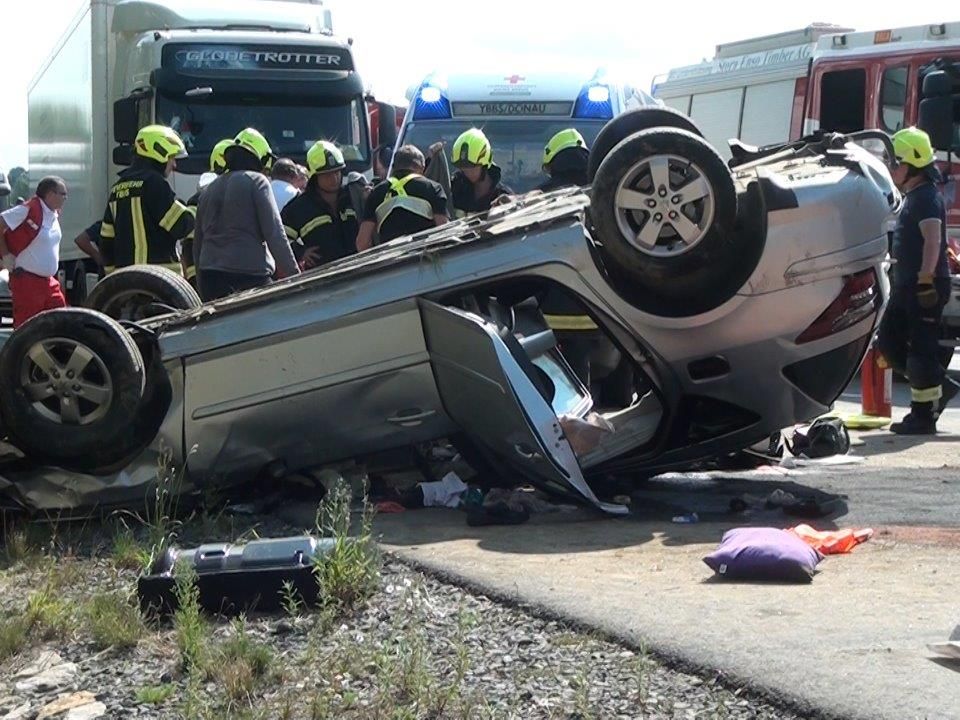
[890,402,937,435]
[937,377,960,418]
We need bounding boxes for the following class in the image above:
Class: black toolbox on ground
[138,535,335,615]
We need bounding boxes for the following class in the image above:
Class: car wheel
[587,107,702,182]
[590,127,746,317]
[86,265,201,321]
[0,308,146,470]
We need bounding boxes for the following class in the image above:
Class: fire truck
[654,21,960,354]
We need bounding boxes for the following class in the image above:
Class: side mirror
[113,97,140,144]
[376,102,398,148]
[923,70,953,98]
[113,145,134,166]
[919,97,955,151]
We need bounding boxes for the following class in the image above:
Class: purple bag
[703,527,823,582]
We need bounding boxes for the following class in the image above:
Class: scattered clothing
[788,524,873,555]
[483,487,578,514]
[419,471,468,509]
[374,501,406,514]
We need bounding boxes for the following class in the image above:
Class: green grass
[84,592,145,650]
[313,482,380,613]
[216,618,275,702]
[173,565,211,674]
[0,616,28,661]
[136,684,175,705]
[111,525,151,573]
[24,583,75,641]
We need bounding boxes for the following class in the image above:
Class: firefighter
[181,138,231,285]
[535,129,626,398]
[281,140,359,270]
[356,144,448,250]
[878,126,959,434]
[100,125,194,274]
[449,128,512,218]
[539,128,589,191]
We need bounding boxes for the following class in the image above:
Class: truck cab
[28,0,398,307]
[109,2,369,197]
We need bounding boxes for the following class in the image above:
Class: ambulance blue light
[574,84,613,119]
[413,85,452,120]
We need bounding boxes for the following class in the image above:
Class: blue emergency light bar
[413,84,452,120]
[574,83,613,119]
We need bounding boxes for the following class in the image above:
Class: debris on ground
[788,524,874,555]
[703,527,823,583]
[0,511,809,719]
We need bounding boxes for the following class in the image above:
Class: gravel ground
[0,513,810,720]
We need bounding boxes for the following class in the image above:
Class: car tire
[86,265,201,320]
[0,308,146,471]
[587,107,702,182]
[590,127,747,317]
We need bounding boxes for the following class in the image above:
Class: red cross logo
[504,75,526,84]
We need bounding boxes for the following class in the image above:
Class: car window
[533,353,589,416]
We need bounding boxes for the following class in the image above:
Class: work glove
[1,254,14,273]
[917,272,939,311]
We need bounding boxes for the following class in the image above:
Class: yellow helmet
[306,140,346,176]
[134,125,187,163]
[892,127,935,168]
[542,128,587,168]
[210,139,232,173]
[233,128,274,168]
[451,128,492,168]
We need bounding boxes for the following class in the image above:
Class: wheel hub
[20,337,114,425]
[613,153,716,258]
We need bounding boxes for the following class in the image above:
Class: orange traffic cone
[861,347,892,418]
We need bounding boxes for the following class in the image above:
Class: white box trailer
[27,0,390,303]
[652,24,852,157]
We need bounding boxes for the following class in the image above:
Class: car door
[419,299,627,515]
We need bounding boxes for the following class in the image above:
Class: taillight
[796,269,879,344]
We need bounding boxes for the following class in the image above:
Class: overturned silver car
[0,112,896,513]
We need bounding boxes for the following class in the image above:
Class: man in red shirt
[0,176,68,327]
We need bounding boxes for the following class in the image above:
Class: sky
[0,0,943,169]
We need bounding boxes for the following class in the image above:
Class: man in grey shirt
[194,128,300,301]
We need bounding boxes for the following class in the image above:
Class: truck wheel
[86,265,201,320]
[0,308,146,470]
[590,128,746,317]
[587,107,702,182]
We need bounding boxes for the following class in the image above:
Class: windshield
[400,119,607,193]
[156,94,369,169]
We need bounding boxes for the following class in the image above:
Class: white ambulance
[395,70,659,192]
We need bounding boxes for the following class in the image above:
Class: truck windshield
[156,94,368,168]
[399,119,607,193]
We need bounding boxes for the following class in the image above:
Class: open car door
[419,300,627,515]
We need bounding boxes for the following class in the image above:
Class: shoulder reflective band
[543,314,599,331]
[376,174,434,230]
